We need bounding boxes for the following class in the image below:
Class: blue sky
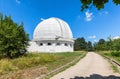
[0,0,120,43]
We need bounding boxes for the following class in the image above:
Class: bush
[0,59,18,74]
[0,52,85,76]
[111,51,120,57]
[0,14,29,59]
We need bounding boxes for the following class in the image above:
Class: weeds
[0,51,86,76]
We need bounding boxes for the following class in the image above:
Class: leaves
[94,38,120,51]
[0,13,29,58]
[113,0,120,5]
[74,37,93,51]
[80,0,120,11]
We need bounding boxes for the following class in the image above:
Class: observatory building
[27,17,74,52]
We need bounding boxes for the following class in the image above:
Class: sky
[0,0,120,43]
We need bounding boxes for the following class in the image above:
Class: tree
[112,38,120,51]
[98,39,105,45]
[94,38,107,50]
[0,14,29,58]
[80,0,120,11]
[107,36,112,51]
[86,41,93,51]
[74,37,87,50]
[74,38,81,50]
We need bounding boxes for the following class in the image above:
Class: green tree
[98,39,105,45]
[0,14,29,58]
[86,41,93,51]
[74,37,87,50]
[94,38,107,50]
[106,36,113,51]
[112,38,120,51]
[80,0,120,11]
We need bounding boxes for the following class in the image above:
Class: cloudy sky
[0,0,120,42]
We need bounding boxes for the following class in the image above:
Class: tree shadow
[70,74,120,79]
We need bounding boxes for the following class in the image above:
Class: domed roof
[33,17,73,42]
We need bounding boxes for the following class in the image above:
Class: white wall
[27,41,74,53]
[27,41,39,52]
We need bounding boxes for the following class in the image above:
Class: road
[50,52,120,79]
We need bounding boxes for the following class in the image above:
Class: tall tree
[86,41,93,51]
[80,0,120,11]
[98,39,105,45]
[94,38,106,50]
[74,37,87,50]
[112,38,120,51]
[0,14,29,58]
[107,36,113,51]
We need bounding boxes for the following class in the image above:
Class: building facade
[27,17,74,52]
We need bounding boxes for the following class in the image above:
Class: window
[70,44,72,47]
[64,43,68,46]
[48,43,52,46]
[56,43,60,46]
[39,43,43,46]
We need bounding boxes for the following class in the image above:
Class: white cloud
[88,35,96,39]
[112,36,120,40]
[16,0,21,4]
[99,11,109,15]
[85,10,93,21]
[94,40,97,42]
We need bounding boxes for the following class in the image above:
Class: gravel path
[50,52,120,79]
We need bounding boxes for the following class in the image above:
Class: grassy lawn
[96,51,120,73]
[0,51,87,79]
[97,51,120,63]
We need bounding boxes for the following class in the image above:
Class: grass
[96,51,120,73]
[98,51,120,63]
[0,51,87,79]
[111,64,120,73]
[45,51,86,79]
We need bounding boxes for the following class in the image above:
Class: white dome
[33,17,73,42]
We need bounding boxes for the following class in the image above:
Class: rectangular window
[64,43,68,46]
[48,43,52,46]
[39,43,43,46]
[70,44,72,47]
[56,43,60,46]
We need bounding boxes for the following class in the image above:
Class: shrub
[0,14,29,59]
[0,59,18,74]
[111,51,120,57]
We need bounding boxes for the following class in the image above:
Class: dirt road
[50,52,120,79]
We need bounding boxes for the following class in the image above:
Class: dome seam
[54,18,63,37]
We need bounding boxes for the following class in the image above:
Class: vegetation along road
[50,52,120,79]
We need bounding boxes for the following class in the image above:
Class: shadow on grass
[70,74,120,79]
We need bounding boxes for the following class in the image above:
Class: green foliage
[112,39,120,51]
[111,64,119,73]
[99,51,120,73]
[0,59,18,74]
[113,0,120,5]
[94,37,120,52]
[74,37,93,51]
[0,51,86,75]
[74,37,87,51]
[0,13,29,58]
[111,51,120,57]
[94,39,107,50]
[98,39,105,45]
[99,51,120,60]
[86,41,93,51]
[80,0,120,11]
